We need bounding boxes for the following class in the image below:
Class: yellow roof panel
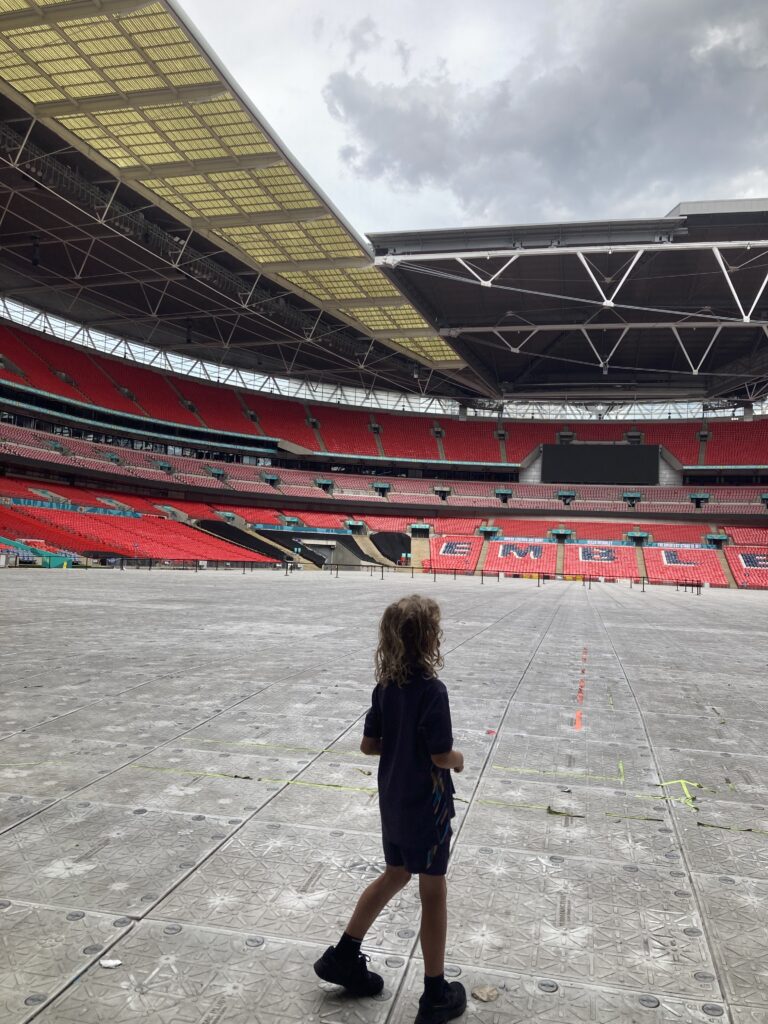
[0,0,460,368]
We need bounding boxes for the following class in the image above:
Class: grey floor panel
[75,747,306,817]
[731,1007,768,1024]
[179,710,349,758]
[30,700,215,745]
[152,821,420,952]
[655,748,768,806]
[694,873,768,1008]
[0,735,156,799]
[443,844,720,997]
[462,775,678,864]
[502,703,646,743]
[1,800,238,916]
[0,695,93,739]
[672,799,768,880]
[25,920,404,1023]
[492,734,658,790]
[0,899,131,1024]
[0,792,54,833]
[390,960,728,1024]
[643,714,768,758]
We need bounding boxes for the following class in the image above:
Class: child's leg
[343,864,412,939]
[418,874,447,976]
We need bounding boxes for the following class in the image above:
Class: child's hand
[453,751,464,773]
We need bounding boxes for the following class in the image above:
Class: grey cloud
[323,0,768,224]
[346,15,382,65]
[394,39,412,75]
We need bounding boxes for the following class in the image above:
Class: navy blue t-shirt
[363,673,456,849]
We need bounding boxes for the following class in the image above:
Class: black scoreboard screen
[540,444,659,485]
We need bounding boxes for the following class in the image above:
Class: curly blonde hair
[375,594,443,687]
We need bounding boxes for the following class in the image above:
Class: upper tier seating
[724,526,768,546]
[563,544,640,580]
[376,412,441,460]
[5,321,768,465]
[18,332,143,415]
[0,325,84,401]
[484,540,558,574]
[240,393,319,450]
[425,535,483,573]
[310,405,378,456]
[503,422,560,460]
[172,377,258,435]
[440,419,501,463]
[725,547,768,588]
[643,547,728,587]
[429,518,482,534]
[706,420,768,465]
[96,359,201,426]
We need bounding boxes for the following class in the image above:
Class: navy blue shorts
[383,837,451,876]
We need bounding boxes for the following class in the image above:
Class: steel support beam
[0,0,152,29]
[34,84,227,118]
[191,207,327,229]
[376,239,768,265]
[444,320,766,334]
[121,154,284,180]
[260,257,372,272]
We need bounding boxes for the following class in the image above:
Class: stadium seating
[706,420,768,465]
[90,358,201,426]
[643,547,728,587]
[4,505,273,561]
[725,547,768,588]
[310,405,379,456]
[484,540,558,574]
[424,535,483,573]
[240,393,318,449]
[563,544,640,580]
[724,526,768,546]
[440,419,501,462]
[429,518,482,534]
[376,412,441,460]
[503,421,560,460]
[172,376,258,435]
[0,325,84,401]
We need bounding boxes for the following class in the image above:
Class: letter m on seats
[499,544,543,559]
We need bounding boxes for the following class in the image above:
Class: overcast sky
[177,0,768,236]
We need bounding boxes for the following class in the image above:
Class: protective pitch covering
[0,0,459,366]
[4,570,768,1023]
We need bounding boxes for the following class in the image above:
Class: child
[314,595,466,1024]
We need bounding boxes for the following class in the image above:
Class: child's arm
[431,749,464,773]
[360,736,382,756]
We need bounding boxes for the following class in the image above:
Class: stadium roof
[0,3,767,410]
[0,0,475,400]
[372,202,768,405]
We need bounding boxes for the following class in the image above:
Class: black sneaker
[415,980,467,1024]
[313,945,384,997]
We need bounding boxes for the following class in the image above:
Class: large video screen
[540,444,659,485]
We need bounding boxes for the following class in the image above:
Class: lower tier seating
[563,545,640,579]
[484,540,558,574]
[725,547,768,588]
[643,547,728,587]
[424,535,483,573]
[1,505,273,561]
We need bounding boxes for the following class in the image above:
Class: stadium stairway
[716,548,739,589]
[475,538,492,573]
[555,543,565,575]
[635,546,648,578]
[254,529,324,569]
[354,532,396,566]
[197,520,294,565]
[410,535,431,569]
